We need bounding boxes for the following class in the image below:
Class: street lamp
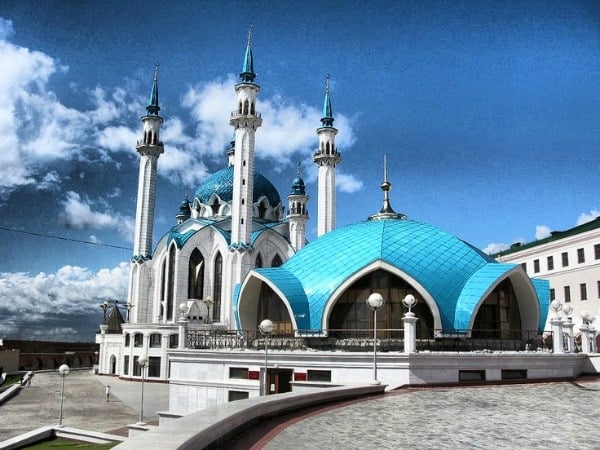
[259,319,274,396]
[126,302,134,322]
[367,293,384,384]
[58,364,70,427]
[137,355,149,425]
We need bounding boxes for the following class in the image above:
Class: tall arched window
[255,254,263,268]
[271,254,282,267]
[188,249,204,299]
[166,245,176,321]
[213,252,223,323]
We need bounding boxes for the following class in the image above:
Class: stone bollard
[550,317,564,354]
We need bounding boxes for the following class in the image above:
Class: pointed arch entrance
[328,269,434,338]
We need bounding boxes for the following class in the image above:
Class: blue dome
[236,218,549,332]
[194,166,281,207]
[290,176,306,195]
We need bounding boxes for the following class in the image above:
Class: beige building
[495,217,600,337]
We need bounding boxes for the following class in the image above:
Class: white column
[563,321,575,353]
[402,312,419,354]
[550,317,564,354]
[178,317,188,350]
[580,324,591,353]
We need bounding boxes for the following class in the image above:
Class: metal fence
[186,328,552,352]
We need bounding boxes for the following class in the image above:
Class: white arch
[321,260,443,332]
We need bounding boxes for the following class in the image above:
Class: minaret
[129,64,164,324]
[313,75,341,237]
[229,25,262,249]
[287,163,309,252]
[132,63,164,260]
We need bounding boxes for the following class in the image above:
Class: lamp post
[58,364,70,427]
[126,302,134,322]
[259,319,274,396]
[366,293,384,384]
[137,355,149,425]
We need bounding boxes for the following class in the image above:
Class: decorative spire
[146,62,161,116]
[369,155,407,221]
[321,74,334,127]
[240,24,256,83]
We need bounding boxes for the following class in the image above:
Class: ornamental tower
[132,64,164,260]
[287,163,309,251]
[229,26,262,249]
[129,64,164,322]
[313,75,341,236]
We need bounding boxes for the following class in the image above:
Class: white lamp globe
[367,293,384,310]
[58,364,70,377]
[259,319,274,335]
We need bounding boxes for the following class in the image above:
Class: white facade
[496,218,600,335]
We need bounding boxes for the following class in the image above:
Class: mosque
[97,32,593,413]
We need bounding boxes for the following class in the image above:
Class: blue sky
[0,0,598,341]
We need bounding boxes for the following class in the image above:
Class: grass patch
[22,437,118,449]
[0,373,24,391]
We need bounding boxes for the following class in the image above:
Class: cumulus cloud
[0,262,129,341]
[535,225,552,240]
[180,76,358,177]
[336,172,364,193]
[0,17,14,40]
[577,209,600,226]
[483,243,510,255]
[59,191,134,240]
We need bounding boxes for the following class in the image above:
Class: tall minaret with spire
[287,163,309,251]
[229,25,262,249]
[224,26,263,326]
[129,64,164,322]
[313,75,341,237]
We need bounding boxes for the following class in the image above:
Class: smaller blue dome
[290,176,306,195]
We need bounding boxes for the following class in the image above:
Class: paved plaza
[264,381,600,449]
[0,369,168,443]
[2,371,600,449]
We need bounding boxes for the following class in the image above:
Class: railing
[185,329,551,353]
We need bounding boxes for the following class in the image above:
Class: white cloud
[337,172,364,193]
[535,225,551,240]
[59,191,134,240]
[0,262,129,340]
[577,209,600,226]
[483,242,510,255]
[37,170,61,191]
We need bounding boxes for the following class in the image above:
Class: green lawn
[22,437,118,449]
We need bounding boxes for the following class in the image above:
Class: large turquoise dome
[194,166,281,207]
[236,217,549,333]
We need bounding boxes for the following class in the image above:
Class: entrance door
[266,368,293,395]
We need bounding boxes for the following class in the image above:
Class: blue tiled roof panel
[531,278,550,331]
[280,219,494,329]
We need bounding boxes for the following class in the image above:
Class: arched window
[213,252,223,323]
[472,279,522,338]
[250,102,255,115]
[166,245,176,321]
[243,99,249,115]
[160,259,166,319]
[257,283,292,333]
[210,197,220,216]
[271,254,282,267]
[188,249,204,299]
[238,101,243,114]
[255,254,263,268]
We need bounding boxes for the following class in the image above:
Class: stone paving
[0,369,169,442]
[264,381,600,450]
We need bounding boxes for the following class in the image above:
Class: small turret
[287,163,309,252]
[176,192,191,224]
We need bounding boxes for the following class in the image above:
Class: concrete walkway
[0,370,168,442]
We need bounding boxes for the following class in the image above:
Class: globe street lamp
[259,319,274,396]
[366,293,384,384]
[137,355,149,425]
[58,364,70,427]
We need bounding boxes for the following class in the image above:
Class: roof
[243,218,534,331]
[194,166,281,208]
[495,217,600,257]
